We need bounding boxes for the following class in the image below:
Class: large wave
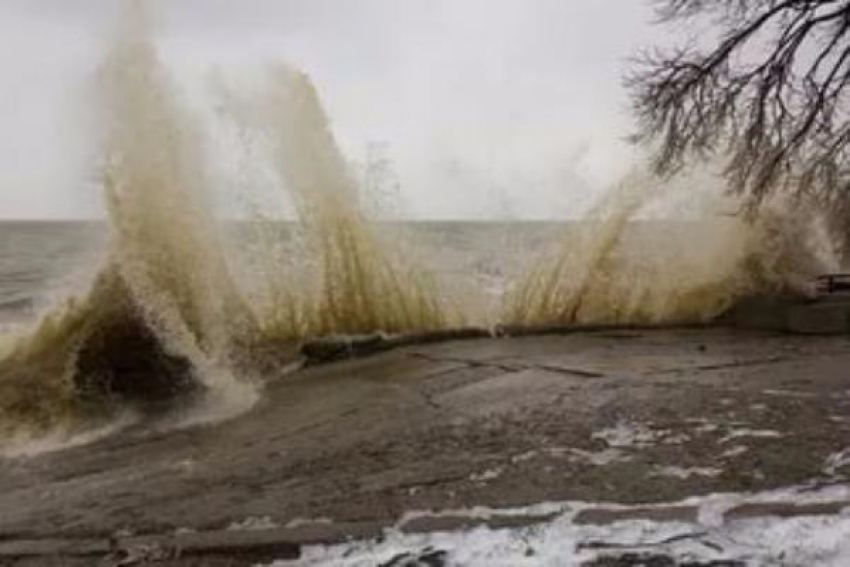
[0,3,452,445]
[219,66,457,339]
[0,2,840,449]
[0,3,258,442]
[503,168,839,326]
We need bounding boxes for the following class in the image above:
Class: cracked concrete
[1,328,850,564]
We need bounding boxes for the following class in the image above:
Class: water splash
[225,66,457,339]
[0,1,257,442]
[0,3,841,452]
[503,167,838,326]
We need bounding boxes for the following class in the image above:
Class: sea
[0,220,560,329]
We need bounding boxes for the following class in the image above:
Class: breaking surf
[0,1,843,454]
[0,2,259,446]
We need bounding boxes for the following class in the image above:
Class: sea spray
[97,5,260,416]
[0,2,257,442]
[223,66,456,339]
[503,167,838,326]
[0,3,840,452]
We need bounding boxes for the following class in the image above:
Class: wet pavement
[2,328,850,564]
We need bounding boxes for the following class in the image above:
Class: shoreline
[1,327,849,563]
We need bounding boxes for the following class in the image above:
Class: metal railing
[815,274,850,294]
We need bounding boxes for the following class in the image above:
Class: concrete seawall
[720,294,850,334]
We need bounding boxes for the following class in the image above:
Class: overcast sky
[0,0,658,219]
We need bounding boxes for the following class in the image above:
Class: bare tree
[628,0,850,212]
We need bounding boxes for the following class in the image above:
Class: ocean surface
[0,220,562,328]
[0,222,106,325]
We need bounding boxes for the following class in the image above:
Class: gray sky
[0,0,657,219]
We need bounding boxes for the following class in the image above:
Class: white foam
[0,411,138,458]
[228,516,279,531]
[265,484,850,566]
[651,466,722,479]
[592,421,663,448]
[824,448,850,476]
[719,429,783,443]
